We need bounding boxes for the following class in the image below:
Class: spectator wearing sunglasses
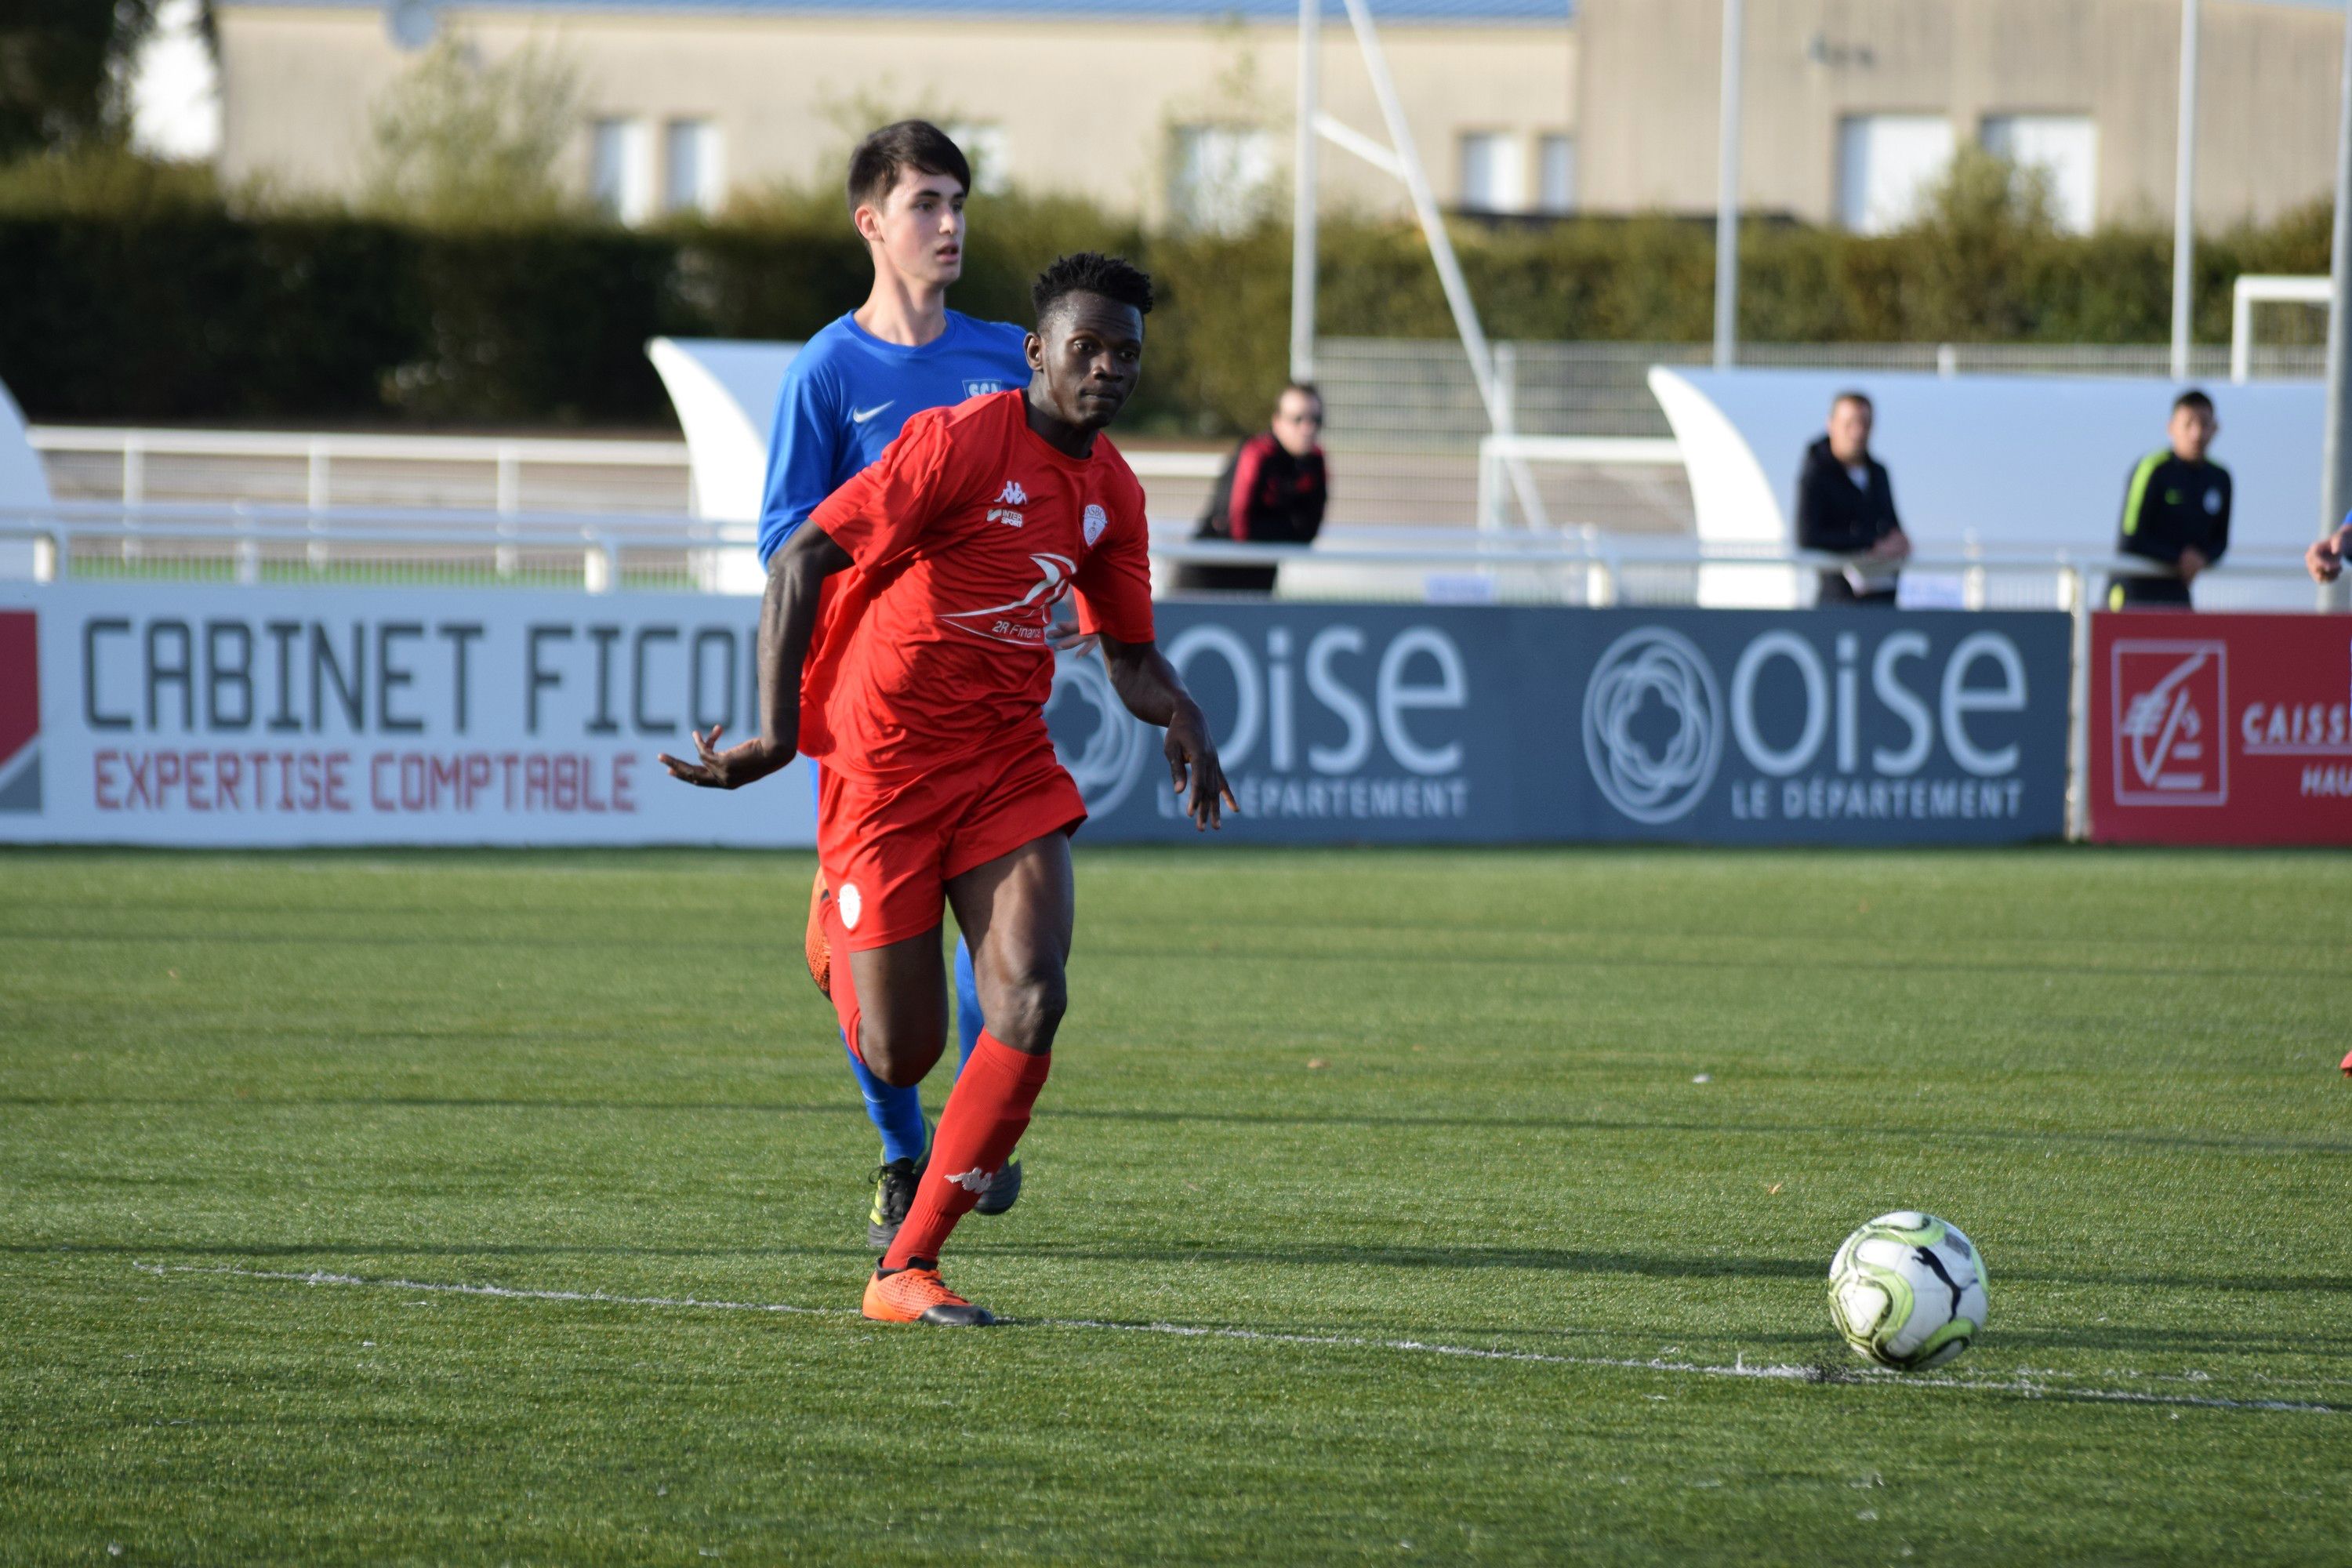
[1179,383,1329,594]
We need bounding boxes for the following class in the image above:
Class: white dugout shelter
[1650,368,2326,612]
[0,379,54,579]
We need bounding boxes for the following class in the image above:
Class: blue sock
[953,936,985,1077]
[844,1029,927,1165]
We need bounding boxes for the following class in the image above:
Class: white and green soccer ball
[1827,1211,1988,1371]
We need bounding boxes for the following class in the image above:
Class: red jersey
[801,390,1156,780]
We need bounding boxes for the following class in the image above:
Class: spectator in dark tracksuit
[1178,382,1329,594]
[2114,390,2230,609]
[1795,390,1909,606]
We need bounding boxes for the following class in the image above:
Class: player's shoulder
[934,387,1024,435]
[949,310,1030,355]
[898,389,1022,469]
[788,314,866,368]
[1089,433,1150,502]
[777,315,862,394]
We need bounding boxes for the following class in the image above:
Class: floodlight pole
[1337,0,1546,527]
[2321,0,2352,609]
[1714,0,1744,369]
[2171,0,2201,383]
[1290,0,1320,384]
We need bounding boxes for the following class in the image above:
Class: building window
[944,121,1010,196]
[1836,114,1956,234]
[1459,131,1526,213]
[1981,114,2097,234]
[663,119,724,215]
[1537,133,1576,215]
[1170,124,1273,234]
[591,117,655,225]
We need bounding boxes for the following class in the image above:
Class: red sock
[882,1033,1051,1270]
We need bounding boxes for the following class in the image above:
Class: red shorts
[816,739,1087,952]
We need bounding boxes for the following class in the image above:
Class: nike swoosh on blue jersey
[851,402,895,423]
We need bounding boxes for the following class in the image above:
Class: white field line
[132,1263,2339,1417]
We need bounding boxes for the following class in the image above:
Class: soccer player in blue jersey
[762,121,1033,1247]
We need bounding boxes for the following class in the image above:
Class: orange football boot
[862,1265,995,1327]
[804,873,832,1000]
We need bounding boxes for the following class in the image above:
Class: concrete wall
[213,4,1576,226]
[1577,0,2343,229]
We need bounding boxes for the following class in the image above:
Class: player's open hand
[2310,532,2347,584]
[1047,619,1099,658]
[1163,703,1238,831]
[658,724,791,790]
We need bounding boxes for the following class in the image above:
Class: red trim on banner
[2089,612,2352,845]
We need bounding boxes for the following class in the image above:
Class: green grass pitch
[4,845,2349,1563]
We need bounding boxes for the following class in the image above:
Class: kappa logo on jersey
[998,481,1028,506]
[0,609,41,815]
[938,554,1077,648]
[1083,503,1109,548]
[2112,640,2227,805]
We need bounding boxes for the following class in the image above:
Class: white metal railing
[3,503,2322,606]
[1473,433,1686,529]
[29,426,695,515]
[27,425,1228,513]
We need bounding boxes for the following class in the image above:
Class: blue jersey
[757,309,1031,565]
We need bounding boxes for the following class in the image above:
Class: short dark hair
[1282,381,1322,405]
[846,121,969,217]
[1032,251,1155,325]
[1831,390,1872,414]
[2174,388,2216,417]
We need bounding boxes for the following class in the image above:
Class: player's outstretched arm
[659,526,855,789]
[1097,633,1239,831]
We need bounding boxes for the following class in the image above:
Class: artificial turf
[2,845,2348,1564]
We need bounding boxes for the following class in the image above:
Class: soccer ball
[1826,1211,1988,1370]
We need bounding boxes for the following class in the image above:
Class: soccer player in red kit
[660,252,1234,1325]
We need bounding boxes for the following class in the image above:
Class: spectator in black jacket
[1795,390,1909,606]
[2112,390,2230,608]
[1178,383,1329,593]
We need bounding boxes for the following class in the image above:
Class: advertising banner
[2088,612,2352,845]
[0,586,2070,848]
[0,583,812,847]
[1057,605,2071,845]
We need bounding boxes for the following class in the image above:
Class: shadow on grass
[13,1236,1814,1282]
[4,921,2339,987]
[23,1236,2348,1301]
[5,1094,2345,1160]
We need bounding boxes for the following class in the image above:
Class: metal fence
[27,425,1229,530]
[1310,337,2329,534]
[5,507,2321,618]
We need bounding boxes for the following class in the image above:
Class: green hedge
[0,186,2330,434]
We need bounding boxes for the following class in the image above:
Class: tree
[362,34,582,227]
[0,0,161,157]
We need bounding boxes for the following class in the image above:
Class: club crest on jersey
[938,553,1077,648]
[1083,503,1109,547]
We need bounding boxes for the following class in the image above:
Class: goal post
[2230,274,2331,384]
